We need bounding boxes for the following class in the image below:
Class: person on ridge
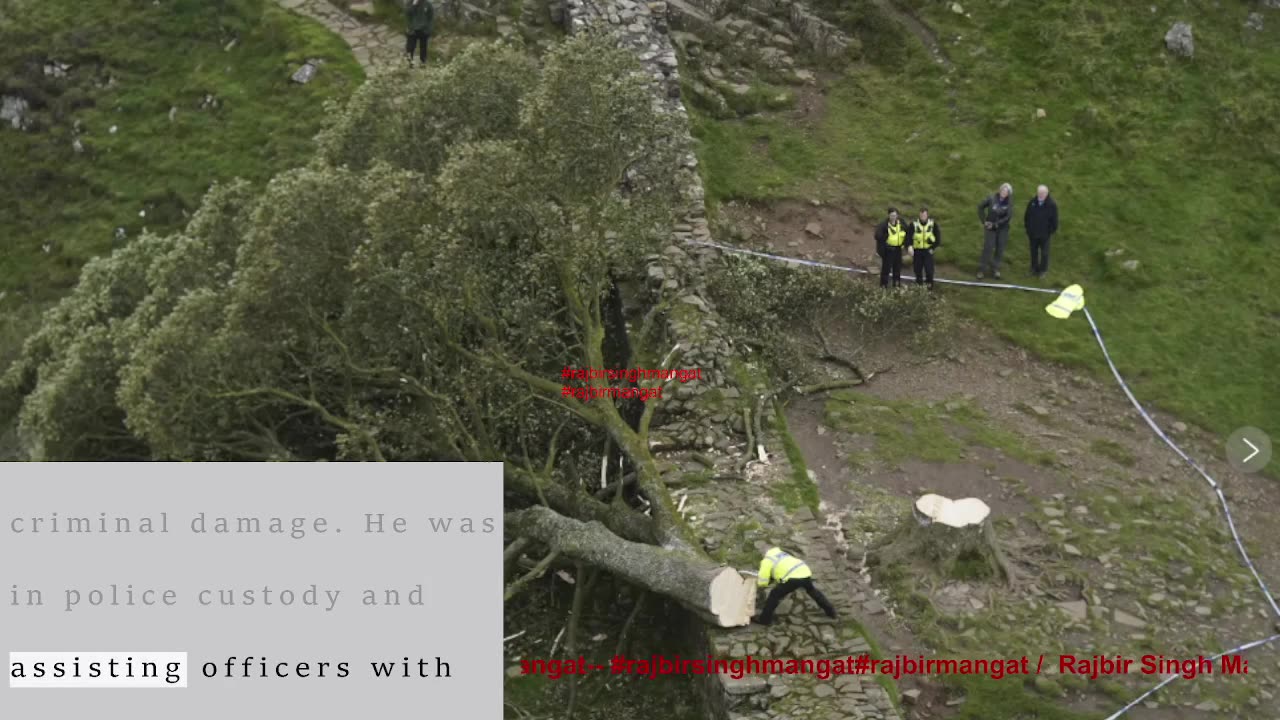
[405,0,434,68]
[1024,184,1059,279]
[976,182,1013,279]
[874,207,907,289]
[751,544,838,626]
[907,206,941,289]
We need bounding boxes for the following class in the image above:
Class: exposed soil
[754,199,1280,719]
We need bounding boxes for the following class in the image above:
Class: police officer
[908,206,941,289]
[751,544,838,625]
[874,207,907,288]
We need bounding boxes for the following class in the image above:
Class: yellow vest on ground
[885,222,905,248]
[1046,284,1085,319]
[912,219,936,249]
[757,547,812,588]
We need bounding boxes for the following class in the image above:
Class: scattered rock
[1246,12,1264,32]
[1030,405,1050,417]
[349,1,375,14]
[1057,600,1088,622]
[814,684,836,698]
[1114,609,1145,628]
[1043,506,1065,518]
[903,688,922,704]
[168,106,178,123]
[109,125,119,135]
[1194,700,1220,712]
[804,221,823,238]
[1035,108,1047,119]
[290,59,321,84]
[505,664,523,677]
[72,138,84,153]
[950,2,964,14]
[1121,259,1140,271]
[1164,22,1194,58]
[1171,421,1187,434]
[1194,605,1212,617]
[1063,543,1082,556]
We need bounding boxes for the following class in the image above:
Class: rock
[902,688,923,704]
[721,674,768,695]
[804,221,823,238]
[109,125,119,134]
[1194,700,1220,712]
[1164,22,1194,58]
[1030,405,1050,417]
[1114,609,1145,628]
[1,95,30,130]
[1171,421,1187,434]
[43,61,71,78]
[950,2,964,14]
[814,684,836,698]
[998,368,1013,378]
[1057,600,1088,622]
[726,83,752,96]
[1063,543,1082,556]
[350,1,375,14]
[1121,259,1140,271]
[168,106,177,122]
[72,138,84,153]
[1246,12,1264,31]
[506,664,523,677]
[793,68,815,83]
[1194,605,1212,617]
[1035,108,1047,119]
[291,61,319,84]
[863,597,886,615]
[1043,506,1064,518]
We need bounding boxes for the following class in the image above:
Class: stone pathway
[681,459,902,720]
[275,0,405,69]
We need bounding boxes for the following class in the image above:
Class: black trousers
[759,578,836,623]
[912,249,935,288]
[1029,235,1051,273]
[406,31,430,62]
[879,247,903,288]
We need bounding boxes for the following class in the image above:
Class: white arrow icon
[1243,438,1260,463]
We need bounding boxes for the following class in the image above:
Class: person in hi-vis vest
[907,206,941,289]
[874,207,907,288]
[751,544,838,625]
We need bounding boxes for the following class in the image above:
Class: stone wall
[560,0,744,455]
[556,2,902,718]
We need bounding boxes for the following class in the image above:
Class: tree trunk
[868,501,1015,585]
[506,505,756,626]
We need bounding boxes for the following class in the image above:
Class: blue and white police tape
[1103,633,1280,720]
[685,237,1280,717]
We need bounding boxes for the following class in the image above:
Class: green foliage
[0,0,361,333]
[3,34,687,462]
[691,1,1280,473]
[704,254,951,382]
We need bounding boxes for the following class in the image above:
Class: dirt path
[870,0,952,70]
[276,0,406,69]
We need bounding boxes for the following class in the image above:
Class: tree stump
[869,494,1016,585]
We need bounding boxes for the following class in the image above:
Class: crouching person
[752,544,838,625]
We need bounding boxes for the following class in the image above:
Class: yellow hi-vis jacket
[885,222,906,248]
[757,547,812,588]
[1045,284,1085,319]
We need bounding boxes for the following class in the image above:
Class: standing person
[908,206,941,289]
[976,183,1013,279]
[405,0,434,67]
[874,207,907,288]
[751,544,838,626]
[1024,184,1059,278]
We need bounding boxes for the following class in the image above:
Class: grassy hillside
[692,0,1280,458]
[0,0,362,362]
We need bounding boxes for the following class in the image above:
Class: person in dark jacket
[907,206,941,289]
[405,0,434,67]
[1024,184,1059,278]
[976,183,1013,279]
[874,207,907,289]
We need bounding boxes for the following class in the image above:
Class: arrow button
[1227,427,1272,474]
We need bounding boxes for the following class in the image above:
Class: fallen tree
[507,505,756,627]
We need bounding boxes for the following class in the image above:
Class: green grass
[770,398,821,513]
[1089,438,1137,468]
[824,391,1058,470]
[0,0,362,356]
[691,2,1280,470]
